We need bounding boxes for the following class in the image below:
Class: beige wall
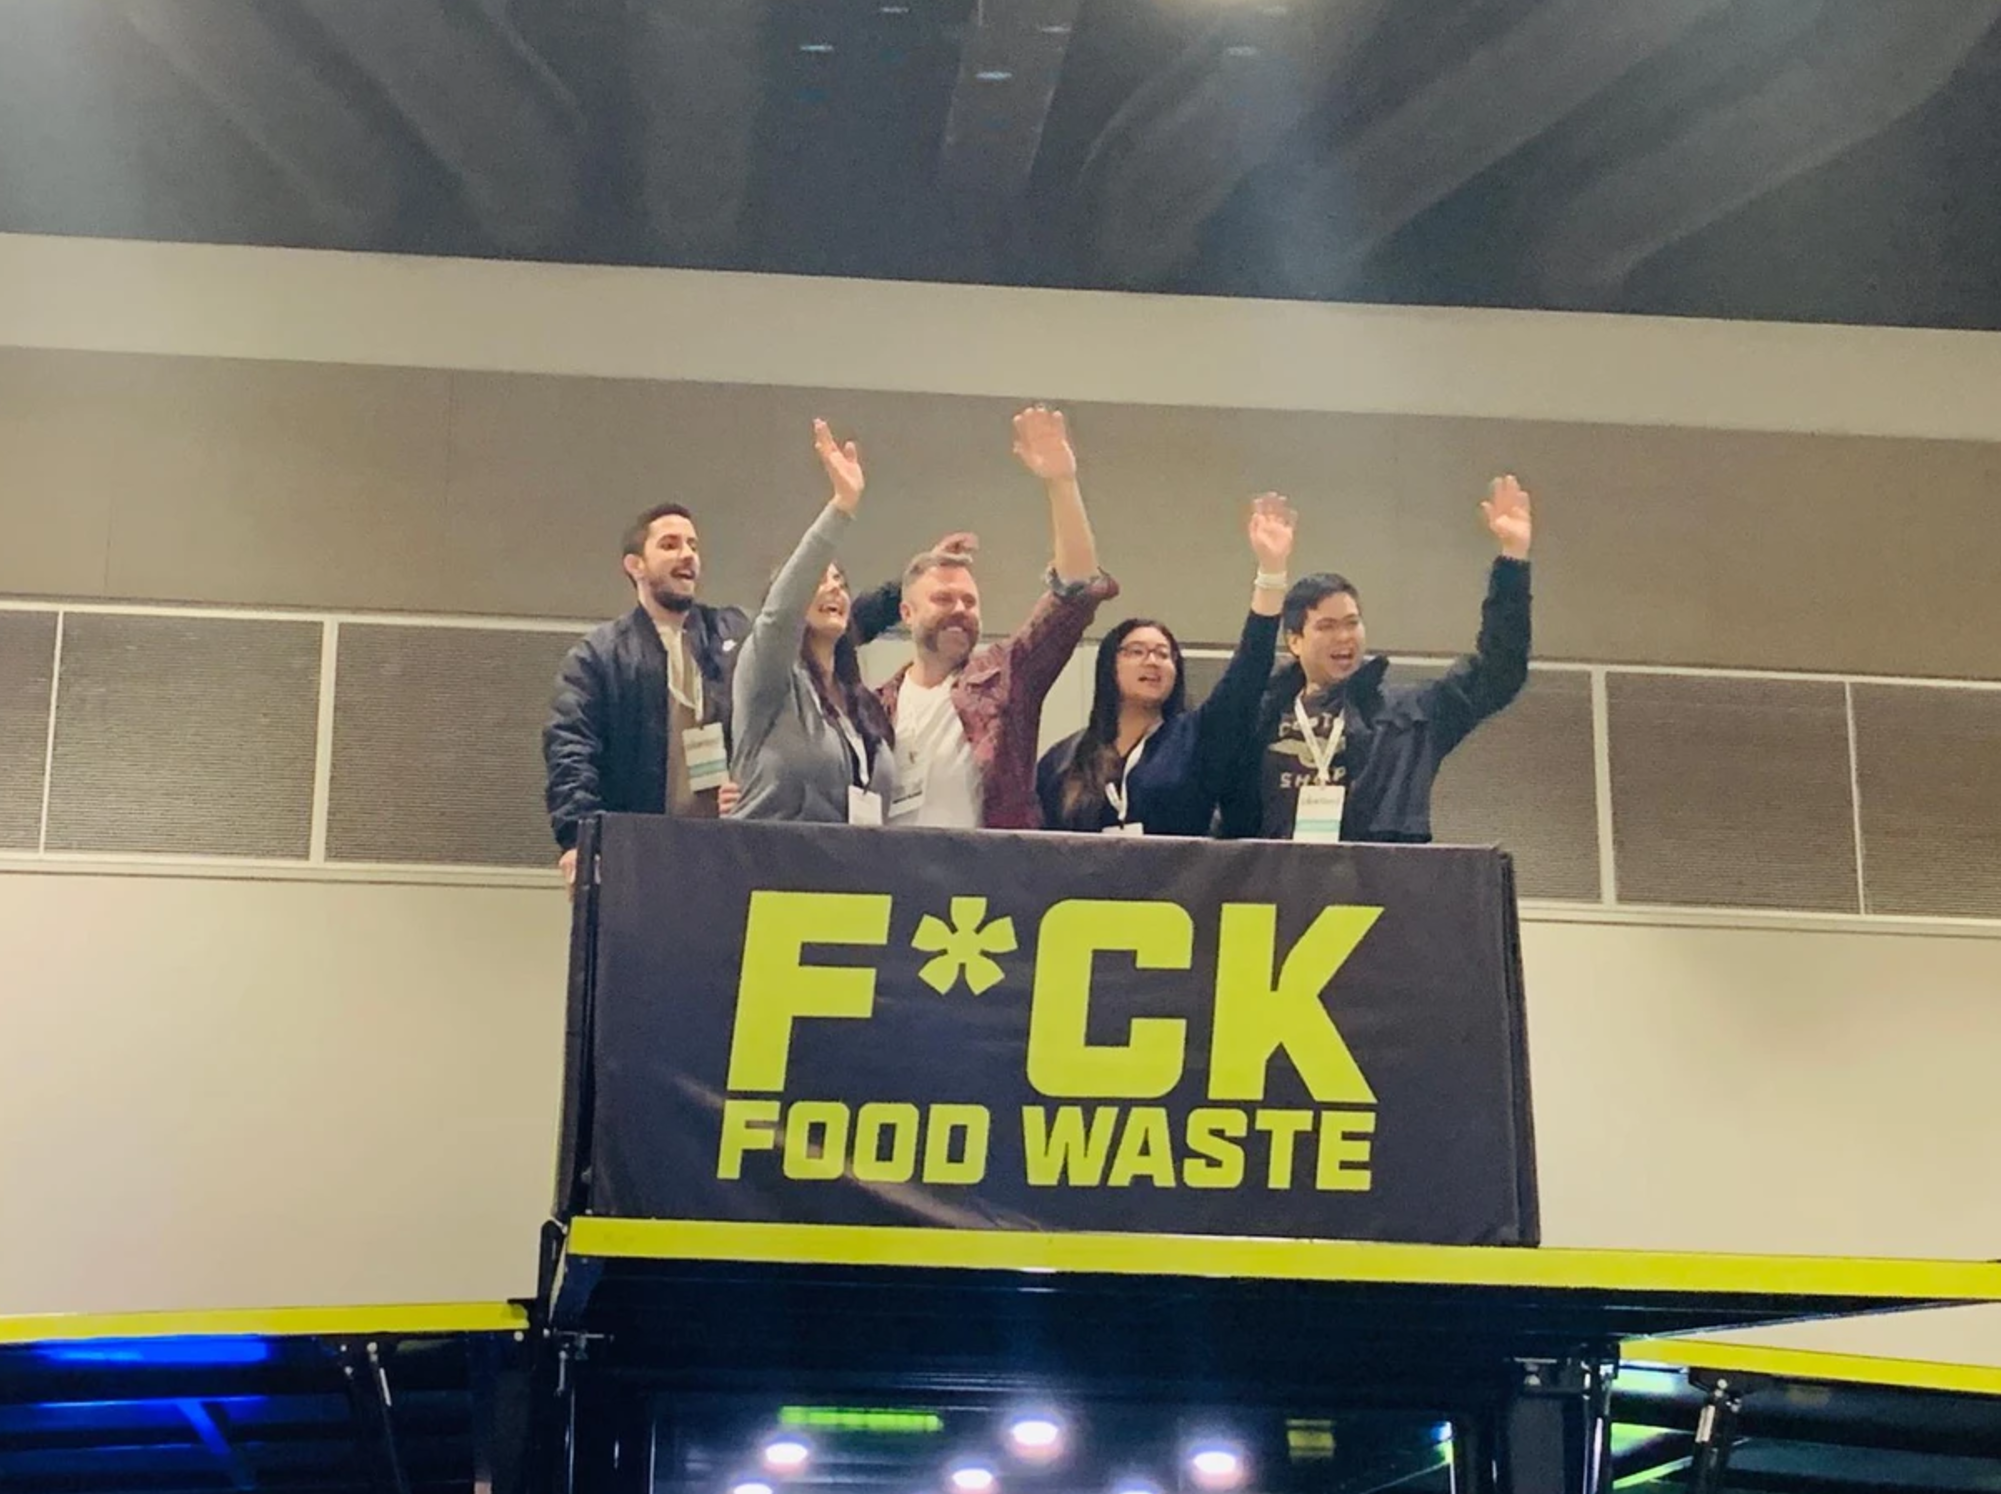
[0,872,567,1314]
[5,233,2000,441]
[5,347,2001,676]
[4,231,2001,678]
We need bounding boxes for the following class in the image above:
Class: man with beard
[1217,475,1533,844]
[878,406,1118,830]
[544,503,748,892]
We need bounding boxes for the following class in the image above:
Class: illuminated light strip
[565,1219,2001,1300]
[0,1301,528,1346]
[780,1406,945,1433]
[1622,1338,2001,1398]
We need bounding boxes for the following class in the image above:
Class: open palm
[1247,492,1298,570]
[814,419,865,512]
[1482,474,1532,558]
[1011,406,1077,481]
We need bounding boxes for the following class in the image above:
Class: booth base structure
[538,1220,2001,1494]
[9,1258,2001,1494]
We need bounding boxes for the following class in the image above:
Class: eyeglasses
[1117,643,1175,663]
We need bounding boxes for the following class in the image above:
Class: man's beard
[919,618,976,665]
[650,580,695,613]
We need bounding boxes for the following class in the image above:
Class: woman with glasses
[729,419,897,825]
[1035,494,1297,835]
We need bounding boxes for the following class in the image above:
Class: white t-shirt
[892,676,983,828]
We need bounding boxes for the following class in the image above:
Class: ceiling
[3,0,2000,331]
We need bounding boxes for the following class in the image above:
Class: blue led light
[35,1336,272,1367]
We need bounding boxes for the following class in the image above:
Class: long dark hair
[1054,617,1187,827]
[801,566,895,769]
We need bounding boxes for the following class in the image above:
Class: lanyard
[1103,727,1155,825]
[1293,694,1344,785]
[836,714,869,789]
[664,630,704,719]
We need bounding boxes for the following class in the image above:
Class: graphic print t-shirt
[1259,687,1348,840]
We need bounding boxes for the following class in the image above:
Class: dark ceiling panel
[290,0,588,253]
[0,0,1995,328]
[1064,0,1395,288]
[934,0,1084,270]
[1536,0,2001,307]
[626,0,771,265]
[0,3,332,247]
[115,3,412,244]
[1264,0,1734,296]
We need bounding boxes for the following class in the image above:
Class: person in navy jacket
[1036,494,1297,836]
[1215,475,1533,844]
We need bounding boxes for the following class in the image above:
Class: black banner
[579,815,1537,1247]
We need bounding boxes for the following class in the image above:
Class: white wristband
[1254,570,1289,591]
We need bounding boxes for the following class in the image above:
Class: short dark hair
[1282,572,1360,635]
[622,503,696,560]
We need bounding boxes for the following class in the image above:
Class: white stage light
[1188,1445,1247,1490]
[762,1437,812,1476]
[1003,1414,1065,1462]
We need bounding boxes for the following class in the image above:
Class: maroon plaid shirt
[878,573,1119,830]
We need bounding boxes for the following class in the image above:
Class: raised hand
[1011,405,1078,483]
[1481,474,1532,560]
[1247,492,1298,572]
[814,419,865,513]
[932,531,979,561]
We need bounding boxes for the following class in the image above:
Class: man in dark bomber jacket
[543,502,750,891]
[1216,475,1534,844]
[543,503,958,889]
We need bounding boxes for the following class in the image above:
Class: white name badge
[1292,783,1346,843]
[848,785,885,827]
[1102,821,1145,837]
[681,722,729,793]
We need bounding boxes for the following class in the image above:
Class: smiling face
[1114,625,1178,709]
[1288,590,1366,690]
[807,564,851,643]
[625,512,701,611]
[902,561,983,673]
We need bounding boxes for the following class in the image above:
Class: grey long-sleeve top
[727,503,896,823]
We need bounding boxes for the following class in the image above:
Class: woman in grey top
[728,420,897,824]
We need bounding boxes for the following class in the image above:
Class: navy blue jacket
[542,602,751,851]
[1216,558,1531,843]
[1037,610,1283,837]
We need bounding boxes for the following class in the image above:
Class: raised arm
[1001,408,1116,701]
[1426,475,1534,750]
[732,421,863,739]
[850,579,901,644]
[1195,494,1296,792]
[1012,406,1098,585]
